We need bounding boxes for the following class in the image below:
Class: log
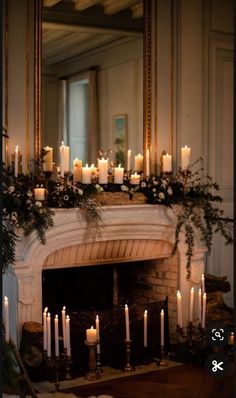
[19,322,45,382]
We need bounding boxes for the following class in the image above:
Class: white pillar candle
[134,153,143,172]
[163,153,172,172]
[98,158,108,184]
[114,164,124,184]
[130,171,140,185]
[43,307,48,351]
[43,146,53,172]
[144,310,148,347]
[181,145,191,170]
[4,296,9,342]
[146,149,150,177]
[124,304,130,341]
[14,145,19,177]
[201,274,205,295]
[47,312,51,357]
[60,141,70,177]
[127,149,131,171]
[86,326,97,343]
[96,315,100,354]
[54,314,59,357]
[176,290,183,328]
[198,289,202,324]
[189,287,194,323]
[160,309,164,347]
[65,315,71,357]
[73,158,82,183]
[202,293,206,328]
[34,185,45,201]
[62,306,66,349]
[82,164,92,184]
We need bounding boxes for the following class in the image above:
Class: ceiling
[42,0,143,67]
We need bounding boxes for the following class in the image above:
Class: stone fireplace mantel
[13,204,207,338]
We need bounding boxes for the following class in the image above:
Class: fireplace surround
[13,204,206,341]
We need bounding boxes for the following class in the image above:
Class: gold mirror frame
[34,0,152,174]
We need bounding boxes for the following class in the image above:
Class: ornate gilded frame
[34,0,153,173]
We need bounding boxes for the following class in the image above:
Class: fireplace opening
[42,260,171,376]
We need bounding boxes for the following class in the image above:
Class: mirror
[41,0,144,170]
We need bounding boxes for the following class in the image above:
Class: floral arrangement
[2,157,233,278]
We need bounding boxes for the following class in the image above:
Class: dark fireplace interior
[42,261,170,376]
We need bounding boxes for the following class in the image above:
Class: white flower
[78,189,83,196]
[141,181,146,188]
[121,185,129,192]
[161,179,168,186]
[159,192,165,200]
[8,186,15,193]
[167,187,173,195]
[27,191,33,197]
[11,211,18,220]
[152,188,156,193]
[95,184,104,192]
[153,180,158,185]
[35,201,42,207]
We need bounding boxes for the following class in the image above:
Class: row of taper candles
[177,274,206,328]
[13,143,191,180]
[42,304,166,358]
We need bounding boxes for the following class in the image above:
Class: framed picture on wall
[113,114,127,166]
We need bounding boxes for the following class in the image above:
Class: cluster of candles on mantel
[42,304,166,358]
[13,143,191,191]
[177,274,207,329]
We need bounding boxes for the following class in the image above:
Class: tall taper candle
[160,309,164,346]
[125,304,130,341]
[198,289,202,324]
[127,149,131,171]
[62,306,67,349]
[47,313,51,357]
[43,146,53,172]
[201,274,205,295]
[4,296,9,342]
[202,293,206,328]
[43,307,48,351]
[190,287,194,323]
[144,310,148,347]
[176,290,183,328]
[96,315,100,354]
[54,315,59,357]
[65,315,71,357]
[14,146,19,177]
[146,149,150,177]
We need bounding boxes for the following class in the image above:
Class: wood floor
[64,363,234,398]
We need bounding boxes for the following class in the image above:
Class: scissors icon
[212,360,224,372]
[212,329,224,341]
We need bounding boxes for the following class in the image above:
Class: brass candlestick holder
[44,350,71,391]
[158,345,168,367]
[177,322,205,344]
[85,340,101,381]
[124,340,135,371]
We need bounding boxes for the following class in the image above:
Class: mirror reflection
[42,0,143,170]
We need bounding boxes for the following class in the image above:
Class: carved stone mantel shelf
[13,205,207,335]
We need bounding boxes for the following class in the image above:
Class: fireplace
[12,205,206,343]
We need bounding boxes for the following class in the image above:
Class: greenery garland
[2,158,233,278]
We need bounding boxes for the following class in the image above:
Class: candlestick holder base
[158,345,168,367]
[177,323,205,346]
[85,340,101,381]
[124,340,135,372]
